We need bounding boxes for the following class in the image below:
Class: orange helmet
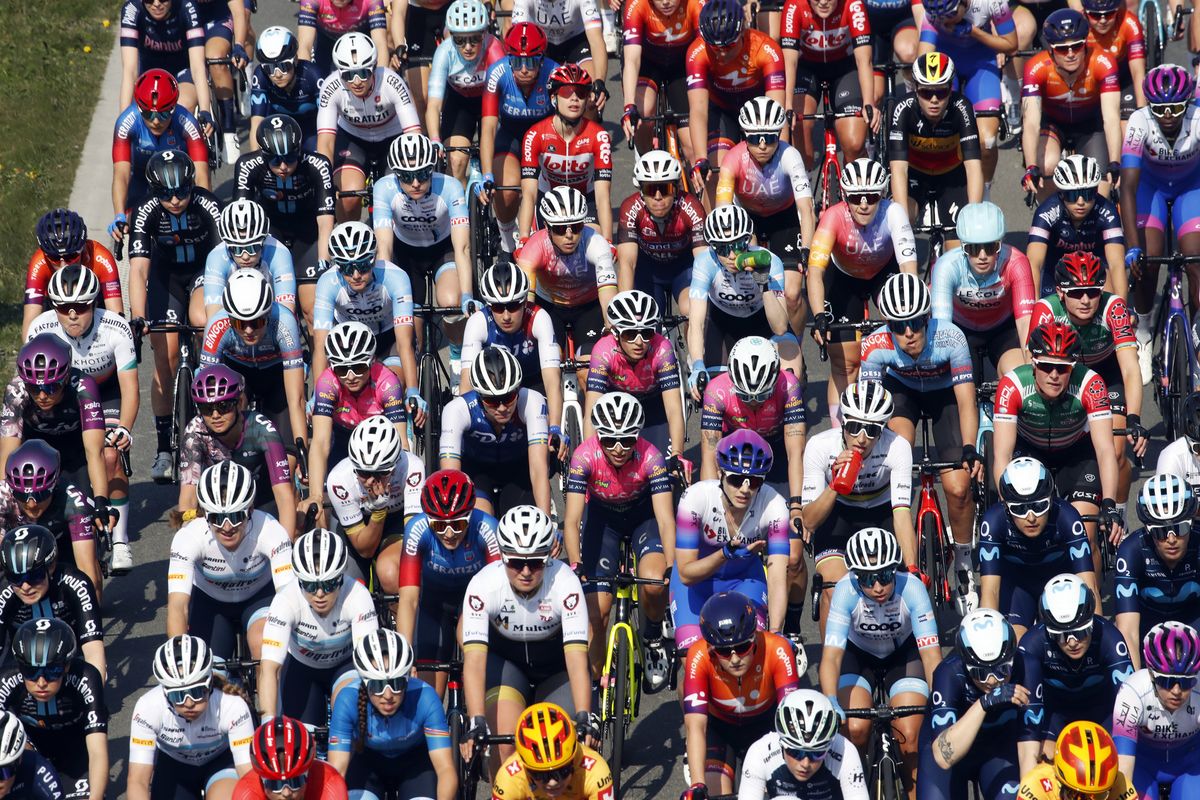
[514,702,578,770]
[1054,721,1119,795]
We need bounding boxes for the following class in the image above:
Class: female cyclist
[248,27,324,150]
[619,0,700,160]
[118,0,213,128]
[0,710,63,799]
[491,703,612,800]
[1084,0,1146,125]
[24,208,123,340]
[232,716,348,798]
[297,0,388,80]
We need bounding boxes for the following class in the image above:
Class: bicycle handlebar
[413,660,463,673]
[844,705,928,720]
[579,575,667,588]
[913,459,966,473]
[336,189,371,199]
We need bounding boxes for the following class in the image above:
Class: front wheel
[919,510,949,611]
[604,633,631,799]
[1165,314,1189,440]
[417,354,443,474]
[172,364,195,483]
[1142,0,1164,67]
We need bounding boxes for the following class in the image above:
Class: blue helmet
[1043,8,1089,45]
[715,429,773,476]
[923,0,962,19]
[699,0,744,47]
[1081,0,1121,14]
[955,201,1006,245]
[699,592,758,648]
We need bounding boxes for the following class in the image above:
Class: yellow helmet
[1054,721,1119,795]
[913,51,956,88]
[514,703,578,771]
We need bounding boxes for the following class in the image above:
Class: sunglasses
[1006,497,1052,518]
[917,87,951,101]
[207,510,249,529]
[556,85,590,100]
[54,302,92,316]
[734,387,774,405]
[966,660,1013,685]
[1086,9,1117,19]
[14,489,53,506]
[1151,671,1199,691]
[641,182,676,198]
[337,259,375,276]
[22,664,66,682]
[846,192,882,206]
[1062,286,1102,300]
[143,0,170,5]
[397,166,434,184]
[854,568,896,587]
[24,381,62,397]
[1048,622,1093,644]
[299,576,342,595]
[723,473,765,491]
[887,316,929,334]
[747,133,780,147]
[365,676,408,696]
[844,420,883,439]
[341,67,373,82]
[480,390,518,407]
[142,109,174,123]
[490,300,525,314]
[712,640,755,658]
[234,316,268,331]
[332,363,369,379]
[783,746,828,762]
[264,58,295,77]
[229,242,264,259]
[964,241,1001,258]
[198,399,238,416]
[1190,437,1200,456]
[528,764,575,784]
[1033,359,1073,375]
[154,186,192,201]
[1152,102,1189,119]
[262,775,308,794]
[510,55,542,71]
[430,516,470,533]
[9,566,48,586]
[618,328,655,343]
[713,236,751,257]
[454,34,483,46]
[1051,41,1086,54]
[504,556,547,572]
[268,153,300,168]
[549,222,585,236]
[1147,521,1192,541]
[166,682,211,706]
[1059,188,1097,204]
[599,435,638,450]
[355,468,391,481]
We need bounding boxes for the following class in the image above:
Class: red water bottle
[829,451,863,495]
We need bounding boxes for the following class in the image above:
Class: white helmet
[388,132,438,173]
[0,713,26,767]
[445,0,489,33]
[845,527,902,572]
[354,629,415,681]
[839,158,889,194]
[470,346,522,397]
[539,186,589,226]
[1052,154,1102,191]
[46,264,100,306]
[606,290,659,332]
[257,26,299,62]
[152,634,213,689]
[329,221,376,268]
[218,198,269,247]
[840,381,894,424]
[775,689,840,751]
[223,268,274,321]
[729,336,780,400]
[325,321,377,368]
[348,415,402,472]
[197,461,256,516]
[876,273,931,322]
[496,505,556,556]
[590,392,646,438]
[1039,573,1094,633]
[633,150,682,186]
[478,262,530,305]
[332,32,377,73]
[738,96,787,135]
[292,528,348,583]
[704,205,752,244]
[1138,473,1197,524]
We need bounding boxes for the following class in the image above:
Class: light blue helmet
[956,201,1006,245]
[446,0,489,34]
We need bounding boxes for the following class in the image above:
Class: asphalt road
[91,6,1189,798]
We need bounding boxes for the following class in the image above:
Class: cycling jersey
[689,245,785,317]
[326,451,424,529]
[566,436,672,510]
[297,0,385,35]
[825,571,940,658]
[780,0,872,64]
[234,151,335,237]
[511,0,601,45]
[199,305,306,371]
[675,479,791,572]
[0,480,96,552]
[261,575,378,668]
[622,0,700,67]
[312,261,415,334]
[520,226,617,307]
[461,559,589,649]
[167,510,294,603]
[178,411,291,488]
[399,509,501,591]
[615,192,706,263]
[460,306,561,386]
[373,172,468,248]
[993,363,1111,450]
[248,61,324,140]
[585,332,678,398]
[232,760,348,800]
[1113,667,1200,755]
[1088,10,1145,81]
[203,237,297,310]
[492,747,613,800]
[0,371,104,440]
[684,30,787,112]
[120,0,203,72]
[1022,48,1120,127]
[808,200,917,279]
[0,659,106,740]
[1121,105,1200,187]
[801,427,913,509]
[26,309,137,388]
[1028,293,1135,368]
[129,687,254,767]
[1027,195,1123,294]
[978,499,1092,575]
[1114,527,1200,625]
[521,117,613,195]
[316,68,422,143]
[700,370,806,441]
[482,58,559,130]
[128,188,223,274]
[682,631,799,721]
[918,0,1014,60]
[4,750,63,800]
[740,731,868,800]
[887,93,982,176]
[1017,762,1135,800]
[25,241,123,308]
[312,362,406,431]
[1156,437,1200,491]
[112,105,209,201]
[0,566,104,650]
[715,142,813,216]
[428,33,506,101]
[860,319,974,392]
[930,245,1035,332]
[329,677,451,757]
[439,389,550,463]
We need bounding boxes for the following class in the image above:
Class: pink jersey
[699,371,806,440]
[714,141,812,216]
[808,200,917,279]
[585,333,680,397]
[929,244,1036,332]
[297,0,386,34]
[311,362,405,430]
[565,436,672,509]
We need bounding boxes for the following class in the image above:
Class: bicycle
[1142,252,1200,440]
[132,321,205,484]
[844,690,927,800]
[1140,0,1191,68]
[872,61,907,162]
[556,322,588,496]
[465,161,521,280]
[204,55,248,168]
[217,633,262,725]
[911,413,969,616]
[407,267,463,474]
[802,79,861,214]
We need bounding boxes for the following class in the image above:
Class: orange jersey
[1022,47,1120,126]
[685,30,786,111]
[25,240,123,306]
[1087,11,1145,79]
[622,0,700,67]
[681,631,800,723]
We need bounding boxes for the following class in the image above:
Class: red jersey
[520,117,613,194]
[685,29,786,111]
[681,631,799,723]
[232,762,348,800]
[25,241,123,305]
[781,0,872,64]
[615,191,706,263]
[1087,11,1146,79]
[622,0,701,67]
[1022,47,1120,126]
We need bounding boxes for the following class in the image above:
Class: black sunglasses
[887,316,929,334]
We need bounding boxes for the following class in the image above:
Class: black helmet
[0,525,57,580]
[699,591,758,649]
[35,209,87,262]
[12,618,76,673]
[145,149,195,192]
[256,114,303,158]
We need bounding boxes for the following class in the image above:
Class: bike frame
[914,416,958,610]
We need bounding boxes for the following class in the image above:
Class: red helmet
[251,717,314,781]
[134,69,180,113]
[548,63,592,93]
[505,22,548,57]
[1055,251,1106,289]
[421,469,476,519]
[1028,321,1082,363]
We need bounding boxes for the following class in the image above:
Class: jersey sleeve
[1016,635,1046,741]
[417,683,452,751]
[1081,369,1113,419]
[384,266,415,328]
[823,578,856,650]
[886,202,918,264]
[260,593,293,665]
[263,523,295,590]
[398,517,429,588]
[167,527,200,595]
[127,693,160,766]
[901,575,940,649]
[1059,505,1094,574]
[556,567,589,647]
[993,372,1023,423]
[427,40,451,104]
[928,250,959,324]
[681,644,713,715]
[520,389,550,446]
[1113,534,1142,615]
[886,435,913,509]
[531,308,562,370]
[438,398,469,461]
[1111,677,1144,755]
[372,175,400,229]
[461,571,495,647]
[327,682,360,754]
[977,504,1005,577]
[1004,246,1037,320]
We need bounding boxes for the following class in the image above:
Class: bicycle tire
[876,750,904,800]
[1167,314,1189,441]
[920,510,948,610]
[172,364,195,482]
[563,400,583,490]
[419,353,443,474]
[469,192,488,287]
[1142,0,1164,67]
[447,709,467,800]
[977,429,994,535]
[607,633,631,800]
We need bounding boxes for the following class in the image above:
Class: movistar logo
[1069,543,1091,560]
[1115,584,1138,599]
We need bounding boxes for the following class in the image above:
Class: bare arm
[167,592,190,637]
[86,731,109,800]
[396,585,421,643]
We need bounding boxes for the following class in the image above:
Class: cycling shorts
[1042,686,1112,741]
[546,33,593,67]
[748,208,805,272]
[230,362,297,454]
[822,262,897,344]
[962,322,1021,381]
[484,644,575,708]
[204,16,234,43]
[580,496,663,594]
[705,712,775,778]
[884,381,965,461]
[148,269,205,327]
[441,89,484,141]
[1013,0,1068,34]
[794,59,864,117]
[909,167,971,232]
[190,581,275,661]
[812,501,893,563]
[704,305,781,365]
[637,63,690,124]
[540,298,606,358]
[139,53,194,85]
[277,658,358,725]
[496,120,536,159]
[313,27,367,75]
[151,747,238,800]
[1040,118,1108,168]
[414,588,463,663]
[348,746,438,800]
[405,5,448,67]
[334,128,391,178]
[669,568,768,650]
[98,376,124,428]
[463,452,536,511]
[394,238,457,308]
[42,430,94,494]
[868,6,916,65]
[1091,357,1127,417]
[272,228,324,285]
[632,254,692,311]
[706,103,742,158]
[998,563,1067,629]
[839,637,929,699]
[916,733,1019,800]
[954,57,1002,113]
[1135,178,1200,238]
[1014,439,1101,507]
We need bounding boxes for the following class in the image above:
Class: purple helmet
[191,364,245,404]
[1143,621,1200,676]
[5,441,60,495]
[1144,64,1195,105]
[715,429,773,477]
[17,335,71,386]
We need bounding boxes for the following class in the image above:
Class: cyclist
[203,198,297,320]
[258,528,379,724]
[807,158,919,416]
[328,629,457,800]
[1014,573,1134,775]
[680,591,800,799]
[918,608,1027,800]
[819,527,942,795]
[801,381,916,631]
[888,53,985,239]
[1115,475,1200,661]
[779,0,877,164]
[426,0,506,185]
[167,461,295,660]
[510,0,608,92]
[24,208,123,340]
[738,689,868,800]
[614,150,706,314]
[393,470,500,688]
[126,148,223,483]
[460,506,593,764]
[118,0,212,126]
[248,28,324,150]
[1084,0,1147,125]
[177,365,296,533]
[0,711,63,800]
[439,346,552,515]
[478,22,560,255]
[618,0,700,161]
[296,0,388,77]
[979,458,1098,640]
[1020,10,1122,203]
[685,0,787,198]
[1157,392,1200,490]
[490,703,613,800]
[232,716,349,798]
[316,32,422,222]
[1015,721,1135,800]
[563,391,674,687]
[860,272,981,611]
[126,635,255,800]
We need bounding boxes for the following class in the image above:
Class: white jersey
[739,732,869,800]
[676,478,791,553]
[316,67,421,143]
[168,510,295,602]
[326,451,424,529]
[128,687,254,767]
[1112,668,1200,753]
[27,309,137,387]
[800,427,913,510]
[1156,437,1200,493]
[1121,105,1200,186]
[510,0,601,44]
[260,575,379,669]
[459,306,561,377]
[461,559,588,646]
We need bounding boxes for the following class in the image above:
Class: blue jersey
[1027,195,1125,295]
[249,61,323,147]
[1114,528,1200,627]
[483,57,559,131]
[112,105,208,203]
[6,750,63,800]
[312,262,415,335]
[978,500,1093,576]
[688,245,786,318]
[859,318,975,392]
[428,33,501,101]
[372,172,469,248]
[825,571,941,659]
[200,305,306,371]
[203,236,298,310]
[119,0,203,74]
[438,389,550,465]
[328,677,451,758]
[401,508,501,593]
[192,0,232,27]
